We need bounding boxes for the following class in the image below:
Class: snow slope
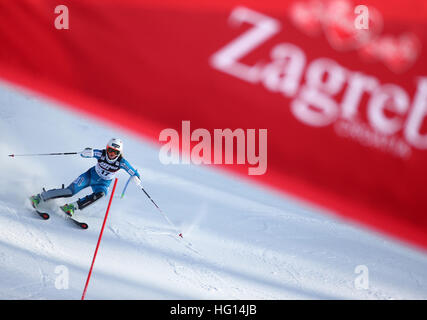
[1,81,427,300]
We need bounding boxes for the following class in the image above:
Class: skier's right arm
[80,148,93,158]
[80,148,102,159]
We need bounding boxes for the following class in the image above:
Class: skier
[30,138,141,217]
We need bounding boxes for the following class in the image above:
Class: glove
[80,147,93,158]
[133,175,142,187]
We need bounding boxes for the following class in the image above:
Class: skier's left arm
[120,158,142,186]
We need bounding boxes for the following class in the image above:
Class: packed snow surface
[1,82,426,299]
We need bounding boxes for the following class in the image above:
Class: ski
[30,196,50,220]
[67,216,89,229]
[29,196,87,228]
[61,210,88,229]
[35,209,50,220]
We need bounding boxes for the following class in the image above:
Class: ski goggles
[107,147,120,156]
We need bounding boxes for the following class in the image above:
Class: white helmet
[106,138,123,162]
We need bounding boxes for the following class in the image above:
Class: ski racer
[30,138,141,217]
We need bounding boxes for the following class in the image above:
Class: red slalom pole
[81,178,118,300]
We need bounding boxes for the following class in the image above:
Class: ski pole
[120,175,132,199]
[140,186,183,238]
[8,152,78,157]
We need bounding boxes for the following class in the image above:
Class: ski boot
[30,194,42,209]
[60,202,78,217]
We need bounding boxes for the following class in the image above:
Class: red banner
[1,0,427,249]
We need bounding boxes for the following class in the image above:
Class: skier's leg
[78,182,110,210]
[40,185,73,201]
[31,186,72,208]
[66,169,92,197]
[40,169,91,200]
[78,191,105,209]
[31,169,91,208]
[61,172,111,216]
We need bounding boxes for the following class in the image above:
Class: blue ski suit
[68,148,140,197]
[40,148,140,211]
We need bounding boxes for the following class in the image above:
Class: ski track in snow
[1,82,427,299]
